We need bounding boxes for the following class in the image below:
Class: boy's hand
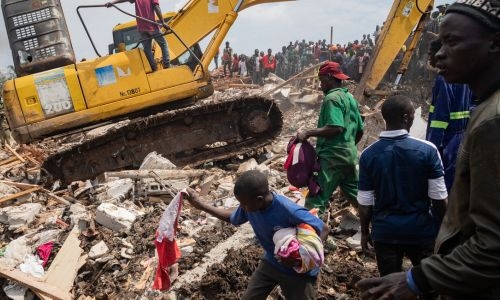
[185,188,203,210]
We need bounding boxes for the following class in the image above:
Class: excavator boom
[354,0,434,103]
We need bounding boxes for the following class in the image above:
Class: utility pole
[330,26,333,61]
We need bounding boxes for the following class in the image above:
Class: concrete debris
[73,180,93,198]
[95,203,138,232]
[1,237,31,268]
[0,182,20,198]
[97,178,134,203]
[120,247,134,259]
[255,163,270,176]
[2,283,34,300]
[294,92,321,105]
[139,151,177,170]
[70,203,91,226]
[236,158,258,174]
[339,209,361,232]
[180,246,194,256]
[88,241,109,259]
[0,203,42,230]
[346,232,362,251]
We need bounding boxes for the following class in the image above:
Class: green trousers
[305,158,359,214]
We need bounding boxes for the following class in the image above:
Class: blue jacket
[426,75,474,150]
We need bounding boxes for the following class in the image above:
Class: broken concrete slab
[0,203,42,230]
[69,203,91,227]
[98,178,134,203]
[255,164,270,176]
[236,158,258,174]
[95,203,137,232]
[88,241,109,259]
[0,182,20,198]
[139,152,177,170]
[346,232,362,251]
[339,209,361,232]
[294,93,321,105]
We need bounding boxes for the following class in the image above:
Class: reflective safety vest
[426,75,474,149]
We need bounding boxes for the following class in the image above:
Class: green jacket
[415,89,500,299]
[316,88,363,165]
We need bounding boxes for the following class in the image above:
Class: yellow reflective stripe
[450,111,470,120]
[430,120,449,129]
[429,105,435,113]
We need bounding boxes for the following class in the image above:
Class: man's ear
[490,31,500,54]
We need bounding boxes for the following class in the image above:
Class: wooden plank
[106,169,208,179]
[0,267,71,300]
[0,186,41,206]
[44,226,85,294]
[0,180,39,190]
[40,189,72,205]
[260,62,323,97]
[5,144,26,163]
[0,156,18,166]
[0,181,72,205]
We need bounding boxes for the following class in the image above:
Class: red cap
[318,61,350,80]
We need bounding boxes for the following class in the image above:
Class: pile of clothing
[273,218,324,273]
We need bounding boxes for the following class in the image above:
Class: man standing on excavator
[357,1,500,299]
[106,0,170,71]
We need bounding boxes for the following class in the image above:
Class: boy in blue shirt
[186,170,327,300]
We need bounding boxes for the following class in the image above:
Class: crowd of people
[213,28,381,84]
[196,1,500,299]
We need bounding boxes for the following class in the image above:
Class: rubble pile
[0,70,388,300]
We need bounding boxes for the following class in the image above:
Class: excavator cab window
[171,45,203,71]
[110,27,143,54]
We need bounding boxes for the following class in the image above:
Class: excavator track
[40,97,282,185]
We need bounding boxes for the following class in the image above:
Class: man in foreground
[357,1,500,298]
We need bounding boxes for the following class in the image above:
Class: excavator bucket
[238,0,295,11]
[354,0,434,102]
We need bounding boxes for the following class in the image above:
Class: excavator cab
[107,11,203,71]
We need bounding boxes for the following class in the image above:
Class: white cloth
[357,190,375,206]
[428,177,448,200]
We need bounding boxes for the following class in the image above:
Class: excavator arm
[354,0,434,104]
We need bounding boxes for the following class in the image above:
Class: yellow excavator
[1,0,434,184]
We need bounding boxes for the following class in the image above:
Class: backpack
[283,137,321,196]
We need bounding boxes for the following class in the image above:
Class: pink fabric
[37,242,54,268]
[135,0,160,32]
[277,239,302,268]
[277,239,300,258]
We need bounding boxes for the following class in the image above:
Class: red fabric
[37,241,54,268]
[152,193,183,291]
[135,0,160,32]
[152,237,181,290]
[262,55,276,71]
[283,143,296,170]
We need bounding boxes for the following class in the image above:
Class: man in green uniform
[297,61,364,214]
